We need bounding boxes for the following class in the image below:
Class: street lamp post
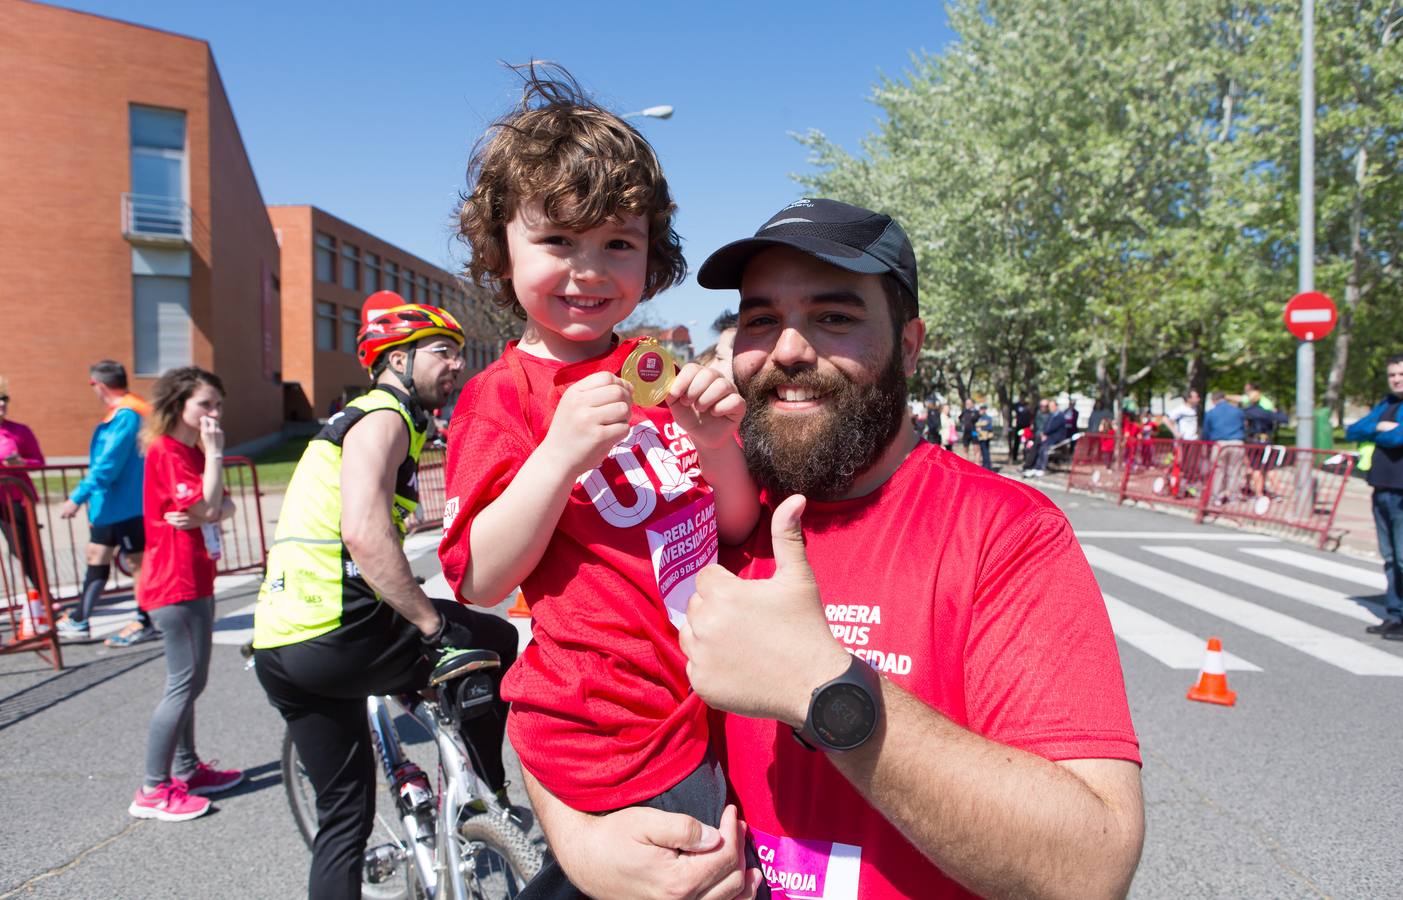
[1296,0,1315,449]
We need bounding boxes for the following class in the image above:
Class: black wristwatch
[793,654,883,753]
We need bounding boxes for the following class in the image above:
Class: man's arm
[681,497,1145,900]
[68,409,139,506]
[1343,405,1380,443]
[827,683,1143,900]
[341,409,439,635]
[523,771,757,900]
[1375,420,1403,446]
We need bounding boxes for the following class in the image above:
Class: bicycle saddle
[429,648,501,686]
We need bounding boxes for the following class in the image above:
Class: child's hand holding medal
[623,338,746,449]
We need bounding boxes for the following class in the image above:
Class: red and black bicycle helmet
[356,291,465,374]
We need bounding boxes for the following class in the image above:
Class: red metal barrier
[0,456,267,606]
[410,446,447,534]
[1120,438,1217,511]
[1196,444,1353,549]
[216,457,268,577]
[1066,430,1123,495]
[1065,434,1353,549]
[1,475,63,669]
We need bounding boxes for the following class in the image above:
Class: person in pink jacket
[0,375,46,592]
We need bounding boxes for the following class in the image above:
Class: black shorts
[90,515,145,553]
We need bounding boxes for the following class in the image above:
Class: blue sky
[58,0,955,343]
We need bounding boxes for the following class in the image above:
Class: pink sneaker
[128,781,211,822]
[177,761,244,796]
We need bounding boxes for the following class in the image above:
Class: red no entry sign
[1283,291,1337,341]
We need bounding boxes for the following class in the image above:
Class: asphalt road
[2,494,1400,899]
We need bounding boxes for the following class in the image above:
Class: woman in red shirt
[127,368,243,822]
[0,375,46,592]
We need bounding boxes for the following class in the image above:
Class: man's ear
[901,318,926,377]
[387,347,409,375]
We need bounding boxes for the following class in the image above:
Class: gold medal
[621,338,677,407]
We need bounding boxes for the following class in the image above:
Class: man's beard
[738,350,908,502]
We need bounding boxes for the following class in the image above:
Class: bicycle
[272,647,543,899]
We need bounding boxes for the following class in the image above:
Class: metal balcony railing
[121,192,192,244]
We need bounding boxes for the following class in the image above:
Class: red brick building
[0,1,502,457]
[269,205,497,420]
[0,0,283,456]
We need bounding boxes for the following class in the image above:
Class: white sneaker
[56,616,90,641]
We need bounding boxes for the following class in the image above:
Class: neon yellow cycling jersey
[252,386,428,649]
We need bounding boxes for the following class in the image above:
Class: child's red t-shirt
[439,339,717,811]
[139,435,218,611]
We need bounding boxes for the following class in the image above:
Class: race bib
[645,495,718,627]
[750,825,862,899]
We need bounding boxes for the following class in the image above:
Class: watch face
[814,682,877,749]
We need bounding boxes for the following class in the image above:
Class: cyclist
[252,292,520,900]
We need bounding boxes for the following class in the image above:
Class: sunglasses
[0,395,9,402]
[420,345,465,363]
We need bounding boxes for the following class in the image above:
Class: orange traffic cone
[507,592,531,619]
[1187,637,1236,706]
[17,589,50,640]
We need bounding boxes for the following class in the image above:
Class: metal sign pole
[1296,0,1316,450]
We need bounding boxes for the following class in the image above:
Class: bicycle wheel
[456,810,543,899]
[281,729,423,900]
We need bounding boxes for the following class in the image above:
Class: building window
[383,261,398,298]
[316,301,336,351]
[133,275,191,374]
[341,306,359,353]
[315,232,335,283]
[364,253,380,293]
[129,106,187,236]
[431,281,443,309]
[340,243,360,291]
[418,274,430,305]
[401,269,414,301]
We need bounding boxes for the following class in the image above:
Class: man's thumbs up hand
[680,495,851,727]
[768,494,816,589]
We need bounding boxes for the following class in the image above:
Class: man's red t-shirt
[139,435,217,611]
[717,442,1140,899]
[439,339,717,811]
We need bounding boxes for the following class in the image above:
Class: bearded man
[523,200,1145,900]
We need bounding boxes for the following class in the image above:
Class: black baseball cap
[697,199,919,317]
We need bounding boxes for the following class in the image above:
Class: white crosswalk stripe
[1084,545,1403,677]
[210,602,258,645]
[1142,546,1384,624]
[1240,547,1388,592]
[1102,594,1260,670]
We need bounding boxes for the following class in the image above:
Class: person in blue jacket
[1201,391,1246,442]
[1345,354,1403,640]
[55,361,157,644]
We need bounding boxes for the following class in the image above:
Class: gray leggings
[144,596,214,788]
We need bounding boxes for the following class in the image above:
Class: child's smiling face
[505,198,649,361]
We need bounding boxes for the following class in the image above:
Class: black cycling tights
[255,599,519,900]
